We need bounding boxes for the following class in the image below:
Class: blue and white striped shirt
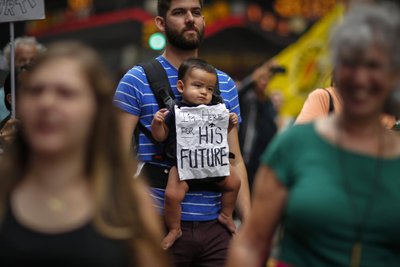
[114,56,241,221]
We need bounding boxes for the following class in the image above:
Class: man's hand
[0,119,19,144]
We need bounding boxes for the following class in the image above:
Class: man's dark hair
[4,74,13,111]
[178,58,217,82]
[3,67,25,111]
[157,0,204,18]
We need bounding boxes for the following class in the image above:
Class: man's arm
[117,109,139,156]
[221,70,251,222]
[226,165,287,267]
[114,67,145,155]
[228,125,251,222]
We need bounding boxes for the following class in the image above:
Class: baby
[151,58,241,250]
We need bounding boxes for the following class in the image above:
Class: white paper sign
[175,103,230,180]
[0,0,45,23]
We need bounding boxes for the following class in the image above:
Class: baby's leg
[163,166,189,250]
[216,165,241,234]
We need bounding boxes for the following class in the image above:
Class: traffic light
[149,32,166,50]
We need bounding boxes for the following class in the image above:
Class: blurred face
[335,44,398,119]
[15,44,38,68]
[18,58,96,156]
[270,91,284,110]
[178,68,216,105]
[163,0,205,50]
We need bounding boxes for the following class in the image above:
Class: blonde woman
[0,42,170,267]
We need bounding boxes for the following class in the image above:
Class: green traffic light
[149,33,166,50]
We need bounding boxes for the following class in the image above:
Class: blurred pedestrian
[114,0,250,266]
[0,69,25,153]
[238,60,278,189]
[1,37,45,123]
[3,36,45,71]
[0,42,169,267]
[269,90,293,132]
[227,3,400,267]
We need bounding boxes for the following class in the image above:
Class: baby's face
[180,68,216,105]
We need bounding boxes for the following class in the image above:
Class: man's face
[15,43,38,68]
[164,0,205,50]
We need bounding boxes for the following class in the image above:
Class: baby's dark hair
[178,58,217,82]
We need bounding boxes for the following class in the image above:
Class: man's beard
[165,23,204,50]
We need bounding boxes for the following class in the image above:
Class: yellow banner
[267,4,345,116]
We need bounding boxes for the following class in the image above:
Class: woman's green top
[261,123,400,267]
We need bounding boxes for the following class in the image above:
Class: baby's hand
[229,113,238,126]
[153,108,169,124]
[0,119,19,144]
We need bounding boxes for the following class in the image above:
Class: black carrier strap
[212,70,223,104]
[135,59,176,146]
[138,59,176,111]
[324,89,335,113]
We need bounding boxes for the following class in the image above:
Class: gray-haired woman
[226,3,400,267]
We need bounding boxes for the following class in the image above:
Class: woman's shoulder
[282,122,315,135]
[308,87,332,97]
[272,123,316,147]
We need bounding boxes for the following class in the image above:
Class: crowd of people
[0,0,400,267]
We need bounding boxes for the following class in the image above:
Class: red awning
[28,7,246,39]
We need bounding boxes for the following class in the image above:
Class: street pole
[9,21,16,119]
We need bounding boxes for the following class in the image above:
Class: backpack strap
[323,88,335,113]
[137,120,159,144]
[134,59,177,146]
[138,59,176,110]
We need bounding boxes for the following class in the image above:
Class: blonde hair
[0,42,169,266]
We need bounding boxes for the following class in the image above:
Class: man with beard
[114,1,250,266]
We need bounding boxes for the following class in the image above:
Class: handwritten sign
[175,103,230,181]
[0,0,45,23]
